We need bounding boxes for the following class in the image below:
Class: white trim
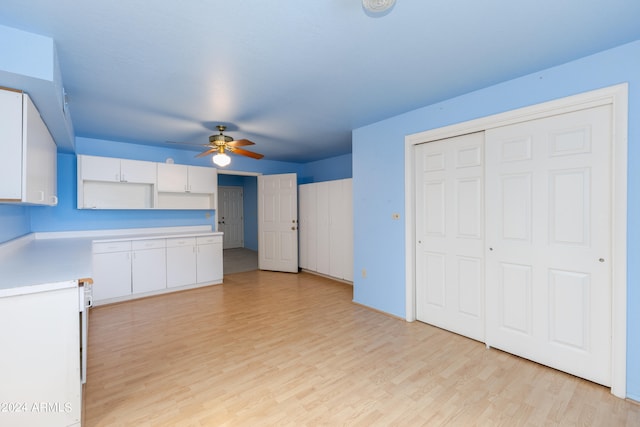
[404,83,628,398]
[34,225,214,240]
[217,169,262,176]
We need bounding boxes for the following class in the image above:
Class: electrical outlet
[205,212,211,219]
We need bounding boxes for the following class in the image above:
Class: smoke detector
[362,0,396,13]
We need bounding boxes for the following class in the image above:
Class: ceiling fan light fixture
[362,0,396,14]
[212,152,231,167]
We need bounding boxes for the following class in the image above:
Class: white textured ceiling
[1,1,639,162]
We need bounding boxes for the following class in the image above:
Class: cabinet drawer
[93,241,132,254]
[196,235,222,245]
[166,237,196,248]
[132,239,166,250]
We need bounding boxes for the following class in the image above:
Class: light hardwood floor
[84,271,640,426]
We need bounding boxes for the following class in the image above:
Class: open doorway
[218,171,259,274]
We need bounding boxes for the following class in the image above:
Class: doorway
[218,172,259,274]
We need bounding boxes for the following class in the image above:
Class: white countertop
[0,226,221,297]
[0,237,93,296]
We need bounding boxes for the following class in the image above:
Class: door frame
[217,169,261,262]
[404,83,628,398]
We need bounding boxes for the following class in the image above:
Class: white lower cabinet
[132,240,167,294]
[196,235,223,283]
[92,241,133,301]
[92,233,223,305]
[166,237,197,288]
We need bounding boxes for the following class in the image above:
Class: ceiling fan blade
[195,148,217,158]
[229,147,264,159]
[226,138,255,147]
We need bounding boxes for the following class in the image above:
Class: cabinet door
[80,155,121,182]
[0,89,23,200]
[121,159,157,184]
[166,239,197,288]
[196,239,223,283]
[157,163,188,192]
[92,251,132,301]
[132,247,167,294]
[23,95,58,205]
[188,166,217,194]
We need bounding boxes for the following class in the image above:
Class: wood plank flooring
[84,271,640,426]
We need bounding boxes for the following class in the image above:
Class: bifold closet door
[415,132,485,342]
[485,105,612,386]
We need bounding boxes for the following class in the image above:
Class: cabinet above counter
[77,154,218,210]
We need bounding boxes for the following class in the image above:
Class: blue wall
[0,205,31,242]
[352,40,640,399]
[300,153,353,184]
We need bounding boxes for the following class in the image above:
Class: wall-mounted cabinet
[80,155,156,184]
[157,163,217,210]
[77,155,217,210]
[0,88,58,206]
[78,155,157,209]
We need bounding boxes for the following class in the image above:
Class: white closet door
[342,179,354,281]
[415,132,485,342]
[329,179,350,280]
[298,183,317,271]
[485,105,612,386]
[315,181,331,276]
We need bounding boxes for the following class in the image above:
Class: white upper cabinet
[157,163,217,194]
[156,163,217,210]
[77,154,217,210]
[79,155,156,184]
[0,88,58,206]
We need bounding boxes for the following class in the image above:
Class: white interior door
[258,173,299,273]
[219,186,244,249]
[415,132,485,341]
[485,105,612,386]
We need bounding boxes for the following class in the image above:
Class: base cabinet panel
[0,286,81,427]
[166,238,197,288]
[196,236,223,283]
[132,247,167,294]
[92,251,132,301]
[92,233,223,305]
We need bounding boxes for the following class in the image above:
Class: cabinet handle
[51,195,58,205]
